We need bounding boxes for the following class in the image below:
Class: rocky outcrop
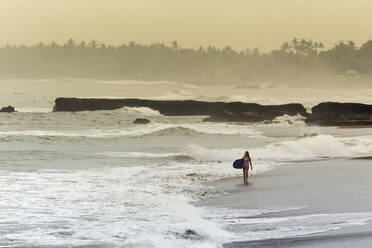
[50,98,372,126]
[306,102,372,126]
[53,98,307,123]
[133,118,150,124]
[54,98,224,115]
[0,106,15,113]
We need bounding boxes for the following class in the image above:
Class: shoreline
[353,156,372,160]
[224,225,372,248]
[201,157,372,247]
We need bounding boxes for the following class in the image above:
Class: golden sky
[1,0,372,51]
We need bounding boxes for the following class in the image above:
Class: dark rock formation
[53,98,307,123]
[54,98,223,115]
[52,98,372,126]
[181,229,203,240]
[0,106,15,113]
[170,229,204,240]
[306,102,372,126]
[133,118,150,124]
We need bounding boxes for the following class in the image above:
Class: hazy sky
[1,0,372,51]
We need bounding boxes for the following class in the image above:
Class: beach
[203,158,372,247]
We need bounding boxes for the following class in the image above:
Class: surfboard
[233,158,244,169]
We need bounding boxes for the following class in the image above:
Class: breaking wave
[119,107,162,116]
[0,123,261,138]
[183,134,372,164]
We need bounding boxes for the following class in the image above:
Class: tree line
[0,38,371,82]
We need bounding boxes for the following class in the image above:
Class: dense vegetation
[0,38,371,82]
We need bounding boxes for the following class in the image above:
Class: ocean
[1,79,372,247]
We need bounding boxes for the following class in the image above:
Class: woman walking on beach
[243,151,253,184]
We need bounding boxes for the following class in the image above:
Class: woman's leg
[244,169,248,183]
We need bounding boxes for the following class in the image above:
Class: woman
[243,151,253,184]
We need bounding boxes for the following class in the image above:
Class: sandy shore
[202,158,372,247]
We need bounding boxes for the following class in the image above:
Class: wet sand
[202,158,372,247]
[354,156,372,160]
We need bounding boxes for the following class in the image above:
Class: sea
[1,79,372,247]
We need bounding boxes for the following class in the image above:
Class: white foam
[270,114,306,127]
[0,122,261,138]
[0,163,231,247]
[16,107,52,113]
[251,134,353,162]
[339,134,372,155]
[0,129,142,138]
[184,134,372,165]
[153,89,195,100]
[97,151,181,158]
[120,107,162,116]
[178,123,261,136]
[206,206,307,221]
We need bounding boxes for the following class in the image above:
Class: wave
[0,123,262,138]
[252,134,352,162]
[97,133,372,173]
[16,108,52,113]
[0,130,131,138]
[151,89,196,100]
[171,123,261,136]
[96,151,195,161]
[14,131,368,169]
[150,127,201,136]
[270,114,306,127]
[180,134,372,165]
[3,128,372,170]
[143,125,257,137]
[0,164,230,248]
[119,107,161,116]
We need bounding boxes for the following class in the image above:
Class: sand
[202,158,372,248]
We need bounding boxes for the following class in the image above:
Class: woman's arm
[250,159,253,170]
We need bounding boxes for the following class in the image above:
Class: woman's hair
[244,151,250,157]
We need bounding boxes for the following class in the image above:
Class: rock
[178,229,204,240]
[53,98,307,123]
[182,229,201,239]
[54,98,222,114]
[133,118,150,124]
[306,102,372,126]
[186,173,197,177]
[0,106,15,113]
